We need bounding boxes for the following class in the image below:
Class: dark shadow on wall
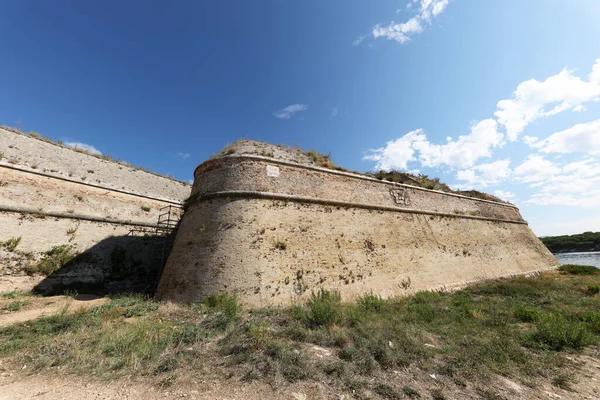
[32,231,177,297]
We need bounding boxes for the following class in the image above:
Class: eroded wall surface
[157,146,558,307]
[0,129,190,294]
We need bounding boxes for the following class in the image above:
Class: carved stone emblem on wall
[390,187,410,206]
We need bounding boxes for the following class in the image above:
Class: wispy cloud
[64,141,101,155]
[177,152,191,160]
[273,104,308,120]
[533,119,600,155]
[357,0,451,46]
[332,107,339,117]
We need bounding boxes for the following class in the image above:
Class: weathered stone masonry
[156,141,559,307]
[0,128,191,294]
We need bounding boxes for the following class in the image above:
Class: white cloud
[363,0,450,45]
[64,141,101,155]
[177,152,191,160]
[456,159,511,186]
[495,59,600,141]
[533,214,600,236]
[273,104,308,120]
[573,104,586,112]
[364,129,422,170]
[513,154,560,183]
[534,119,600,155]
[519,156,600,208]
[365,119,503,171]
[332,107,339,117]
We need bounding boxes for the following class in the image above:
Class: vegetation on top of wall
[370,170,507,203]
[541,231,600,254]
[210,140,509,205]
[0,125,191,186]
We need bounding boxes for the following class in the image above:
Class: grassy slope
[1,267,600,398]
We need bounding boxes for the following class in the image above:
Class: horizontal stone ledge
[198,154,519,210]
[0,163,185,206]
[189,190,528,225]
[0,205,159,228]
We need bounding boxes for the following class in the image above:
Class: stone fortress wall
[0,127,191,294]
[156,140,559,307]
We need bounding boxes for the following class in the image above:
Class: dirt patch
[0,294,109,327]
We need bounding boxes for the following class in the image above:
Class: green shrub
[0,236,21,252]
[581,311,600,334]
[357,293,386,312]
[403,386,421,399]
[531,314,595,350]
[514,306,541,323]
[307,289,342,327]
[558,264,598,275]
[202,292,242,319]
[24,245,75,276]
[588,284,600,294]
[373,383,402,399]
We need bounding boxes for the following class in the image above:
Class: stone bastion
[155,140,559,307]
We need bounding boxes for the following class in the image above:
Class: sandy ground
[0,294,109,327]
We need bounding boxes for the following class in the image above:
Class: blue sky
[1,0,600,236]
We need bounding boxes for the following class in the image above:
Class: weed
[305,289,342,327]
[514,306,541,323]
[403,386,421,398]
[0,236,21,251]
[2,300,27,312]
[374,383,402,399]
[87,170,94,173]
[274,241,287,250]
[400,277,412,290]
[530,314,595,350]
[141,206,151,212]
[202,292,242,321]
[24,245,75,276]
[558,264,598,275]
[588,284,600,294]
[66,224,79,235]
[73,195,84,202]
[552,371,574,390]
[30,164,38,169]
[357,293,386,312]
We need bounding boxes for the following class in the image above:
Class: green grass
[588,284,600,294]
[1,273,600,394]
[1,300,27,312]
[558,264,599,275]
